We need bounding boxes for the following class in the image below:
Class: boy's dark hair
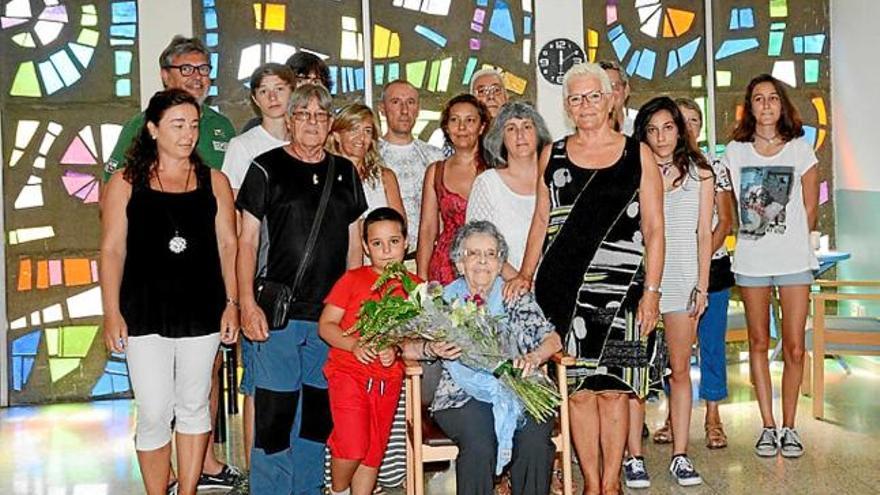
[362,207,407,243]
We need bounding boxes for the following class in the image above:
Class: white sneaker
[669,455,702,487]
[779,427,804,458]
[623,456,651,488]
[754,427,779,457]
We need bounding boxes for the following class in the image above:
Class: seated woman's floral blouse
[430,277,555,413]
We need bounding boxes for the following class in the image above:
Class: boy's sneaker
[755,427,779,457]
[623,456,651,488]
[669,454,702,487]
[197,464,243,491]
[779,427,805,458]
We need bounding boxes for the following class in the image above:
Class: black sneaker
[623,456,651,489]
[779,427,804,458]
[197,464,243,491]
[669,454,702,487]
[755,427,779,457]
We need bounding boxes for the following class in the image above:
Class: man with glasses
[600,60,634,136]
[237,83,367,494]
[103,35,236,181]
[469,68,509,119]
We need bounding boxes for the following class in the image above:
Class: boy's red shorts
[325,363,403,468]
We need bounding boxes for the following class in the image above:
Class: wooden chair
[807,280,880,419]
[404,353,574,495]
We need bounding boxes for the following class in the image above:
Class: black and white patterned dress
[535,136,661,397]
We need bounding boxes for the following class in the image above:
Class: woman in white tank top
[327,104,406,266]
[633,97,715,486]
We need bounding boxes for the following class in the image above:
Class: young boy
[319,207,419,495]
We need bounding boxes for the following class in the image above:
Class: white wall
[831,0,880,193]
[137,0,194,108]
[534,1,583,139]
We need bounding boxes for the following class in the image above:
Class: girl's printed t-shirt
[722,137,819,277]
[323,266,422,378]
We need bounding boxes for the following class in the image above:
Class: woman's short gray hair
[483,101,552,168]
[287,83,333,114]
[450,221,510,270]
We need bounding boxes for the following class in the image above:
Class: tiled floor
[1,358,878,494]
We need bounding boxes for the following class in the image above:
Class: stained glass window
[1,1,139,404]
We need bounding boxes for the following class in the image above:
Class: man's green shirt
[103,105,236,181]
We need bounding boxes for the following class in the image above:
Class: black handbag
[253,156,336,330]
[707,255,735,293]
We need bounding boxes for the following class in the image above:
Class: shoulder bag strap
[290,155,336,297]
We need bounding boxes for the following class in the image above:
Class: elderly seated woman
[402,220,562,495]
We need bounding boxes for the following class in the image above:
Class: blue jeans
[697,289,730,402]
[249,319,329,495]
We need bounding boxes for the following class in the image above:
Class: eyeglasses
[296,74,323,86]
[166,64,212,77]
[291,110,331,123]
[475,84,504,98]
[566,91,607,107]
[463,248,500,261]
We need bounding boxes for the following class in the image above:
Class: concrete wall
[830,0,880,300]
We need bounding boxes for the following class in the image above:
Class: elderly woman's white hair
[450,220,510,275]
[561,62,613,128]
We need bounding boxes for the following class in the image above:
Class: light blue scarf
[443,276,522,474]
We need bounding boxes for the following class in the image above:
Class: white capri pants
[126,332,220,451]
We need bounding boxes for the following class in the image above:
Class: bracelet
[226,297,239,307]
[693,287,707,295]
[644,285,662,295]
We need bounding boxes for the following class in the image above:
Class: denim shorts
[735,270,814,288]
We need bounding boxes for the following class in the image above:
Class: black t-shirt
[236,148,367,321]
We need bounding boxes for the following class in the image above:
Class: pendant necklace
[156,167,192,254]
[658,160,675,177]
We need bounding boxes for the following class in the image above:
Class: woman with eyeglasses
[506,63,664,495]
[236,84,368,493]
[416,94,490,285]
[722,74,818,459]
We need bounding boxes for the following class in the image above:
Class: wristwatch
[644,285,662,295]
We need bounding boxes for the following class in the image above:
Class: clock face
[538,38,586,85]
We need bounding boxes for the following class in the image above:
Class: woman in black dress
[507,63,664,495]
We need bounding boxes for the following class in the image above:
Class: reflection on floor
[1,358,878,494]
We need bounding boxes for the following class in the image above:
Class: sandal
[550,466,564,495]
[705,422,728,449]
[494,473,511,495]
[652,420,673,444]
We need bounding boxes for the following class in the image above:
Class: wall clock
[538,38,586,85]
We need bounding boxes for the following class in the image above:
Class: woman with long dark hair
[723,74,818,459]
[101,89,239,495]
[633,96,714,487]
[416,93,489,284]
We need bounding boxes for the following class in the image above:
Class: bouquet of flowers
[347,262,561,422]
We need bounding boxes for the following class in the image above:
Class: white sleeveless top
[362,174,388,216]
